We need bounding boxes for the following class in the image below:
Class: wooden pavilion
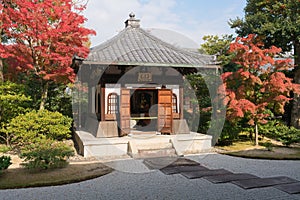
[73,13,219,157]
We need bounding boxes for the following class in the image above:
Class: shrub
[0,81,32,124]
[217,120,241,145]
[0,81,31,146]
[261,140,273,151]
[7,110,72,146]
[259,120,300,146]
[0,145,11,153]
[0,156,12,173]
[20,139,74,170]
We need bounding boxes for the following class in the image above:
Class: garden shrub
[0,145,11,153]
[7,110,72,146]
[259,120,300,146]
[217,120,242,145]
[198,111,211,134]
[0,81,32,124]
[261,140,273,151]
[20,139,74,170]
[0,156,12,173]
[0,81,31,145]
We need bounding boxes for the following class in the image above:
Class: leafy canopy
[229,0,300,128]
[199,34,240,72]
[229,0,300,52]
[222,34,300,126]
[0,0,96,83]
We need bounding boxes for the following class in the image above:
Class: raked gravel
[0,153,299,200]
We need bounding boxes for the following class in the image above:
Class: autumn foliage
[0,0,95,83]
[222,34,300,128]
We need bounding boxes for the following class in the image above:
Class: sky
[83,0,247,48]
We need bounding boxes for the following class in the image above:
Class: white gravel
[0,153,299,200]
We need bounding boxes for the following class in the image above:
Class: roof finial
[125,12,140,28]
[129,12,135,18]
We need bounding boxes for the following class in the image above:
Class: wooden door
[158,89,173,134]
[120,89,130,136]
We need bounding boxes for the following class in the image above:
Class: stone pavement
[143,156,300,194]
[0,153,299,200]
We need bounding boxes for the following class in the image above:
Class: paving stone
[232,176,298,189]
[160,165,209,175]
[204,173,259,184]
[181,169,232,179]
[168,157,200,167]
[143,157,179,169]
[274,182,300,194]
[143,157,198,169]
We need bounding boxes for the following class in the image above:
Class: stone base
[96,121,119,138]
[172,119,190,134]
[75,131,128,157]
[75,131,212,158]
[171,132,212,156]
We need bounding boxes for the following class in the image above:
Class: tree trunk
[255,123,259,146]
[0,33,3,82]
[291,41,300,128]
[0,59,3,82]
[39,81,49,110]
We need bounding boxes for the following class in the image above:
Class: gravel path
[0,153,299,200]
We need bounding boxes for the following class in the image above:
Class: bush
[0,145,11,153]
[217,120,241,145]
[7,110,72,146]
[20,139,74,170]
[0,81,32,124]
[261,140,273,151]
[259,120,300,146]
[0,156,12,173]
[0,81,31,145]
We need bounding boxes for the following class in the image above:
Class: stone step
[137,148,177,158]
[130,131,158,135]
[136,142,173,150]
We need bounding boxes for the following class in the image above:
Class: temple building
[73,13,220,158]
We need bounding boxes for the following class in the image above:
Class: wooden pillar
[100,87,105,121]
[179,87,184,119]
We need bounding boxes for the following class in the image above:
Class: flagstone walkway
[144,157,300,194]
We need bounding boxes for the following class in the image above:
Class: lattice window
[172,93,178,113]
[107,93,119,114]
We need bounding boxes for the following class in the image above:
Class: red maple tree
[0,0,95,109]
[222,34,300,145]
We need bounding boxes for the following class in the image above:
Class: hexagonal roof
[84,13,216,68]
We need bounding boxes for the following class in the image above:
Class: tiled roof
[84,15,216,68]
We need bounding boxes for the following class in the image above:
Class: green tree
[19,73,73,118]
[199,35,240,73]
[229,0,300,127]
[186,74,211,132]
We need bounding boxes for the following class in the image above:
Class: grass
[217,140,262,152]
[216,139,300,160]
[0,161,113,189]
[224,147,300,160]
